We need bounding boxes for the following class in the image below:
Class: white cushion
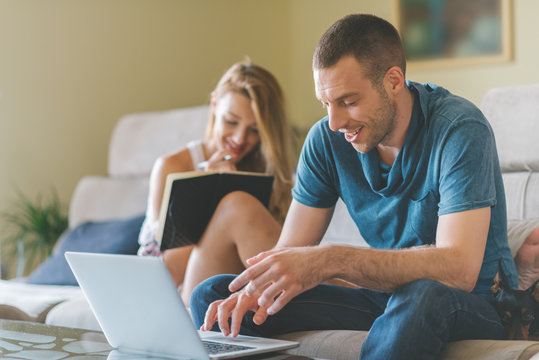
[45,296,101,331]
[480,83,539,172]
[0,280,82,319]
[108,105,210,176]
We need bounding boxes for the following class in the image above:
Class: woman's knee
[210,191,265,226]
[220,191,263,211]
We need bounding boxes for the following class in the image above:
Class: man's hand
[201,246,329,337]
[229,247,328,315]
[201,288,270,337]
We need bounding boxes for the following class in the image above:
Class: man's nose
[327,106,345,132]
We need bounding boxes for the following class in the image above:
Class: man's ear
[384,66,405,94]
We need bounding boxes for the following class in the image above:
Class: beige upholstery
[277,331,539,360]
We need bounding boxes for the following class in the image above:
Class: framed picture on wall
[394,0,512,67]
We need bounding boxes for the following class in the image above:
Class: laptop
[65,252,298,360]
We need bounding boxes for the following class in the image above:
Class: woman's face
[212,92,260,163]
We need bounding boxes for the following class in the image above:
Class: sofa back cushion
[68,176,149,229]
[108,105,210,176]
[480,83,539,172]
[480,83,539,220]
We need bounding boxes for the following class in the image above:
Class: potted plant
[0,188,68,278]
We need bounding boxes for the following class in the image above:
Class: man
[190,14,518,359]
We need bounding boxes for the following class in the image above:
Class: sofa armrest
[0,280,81,320]
[480,83,539,172]
[69,176,149,229]
[503,171,539,220]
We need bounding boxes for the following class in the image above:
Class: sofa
[1,83,538,359]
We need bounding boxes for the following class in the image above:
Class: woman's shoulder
[156,147,195,175]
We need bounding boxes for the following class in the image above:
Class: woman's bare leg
[181,192,281,305]
[163,246,194,287]
[515,228,539,290]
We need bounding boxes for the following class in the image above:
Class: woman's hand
[203,150,236,172]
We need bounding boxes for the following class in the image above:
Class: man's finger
[246,248,282,266]
[267,288,296,315]
[217,298,237,336]
[202,301,220,331]
[230,293,257,337]
[257,276,289,308]
[229,261,269,293]
[246,269,282,301]
[252,305,270,325]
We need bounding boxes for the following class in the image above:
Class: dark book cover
[157,171,273,251]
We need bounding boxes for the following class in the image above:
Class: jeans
[191,275,506,360]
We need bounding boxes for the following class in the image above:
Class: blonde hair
[205,61,293,224]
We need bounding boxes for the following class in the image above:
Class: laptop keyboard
[202,340,254,355]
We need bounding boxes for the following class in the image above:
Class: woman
[138,61,294,304]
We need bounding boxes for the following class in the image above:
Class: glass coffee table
[0,319,113,359]
[0,319,319,359]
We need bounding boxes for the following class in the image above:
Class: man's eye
[343,101,356,107]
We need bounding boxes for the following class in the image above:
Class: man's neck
[377,88,415,166]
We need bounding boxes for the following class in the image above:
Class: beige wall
[1,0,538,217]
[286,0,394,128]
[0,0,290,209]
[286,0,539,130]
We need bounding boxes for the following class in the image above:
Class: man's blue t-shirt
[292,81,518,296]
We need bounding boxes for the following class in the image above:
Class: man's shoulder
[410,81,487,128]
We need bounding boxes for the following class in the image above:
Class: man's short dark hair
[313,14,406,85]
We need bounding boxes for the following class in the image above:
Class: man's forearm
[322,244,480,292]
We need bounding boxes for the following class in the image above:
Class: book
[156,171,274,251]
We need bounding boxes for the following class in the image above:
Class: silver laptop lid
[65,252,209,360]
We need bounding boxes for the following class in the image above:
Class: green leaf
[0,187,68,277]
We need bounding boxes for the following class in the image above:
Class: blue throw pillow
[27,214,145,286]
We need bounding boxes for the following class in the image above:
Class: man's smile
[343,127,363,142]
